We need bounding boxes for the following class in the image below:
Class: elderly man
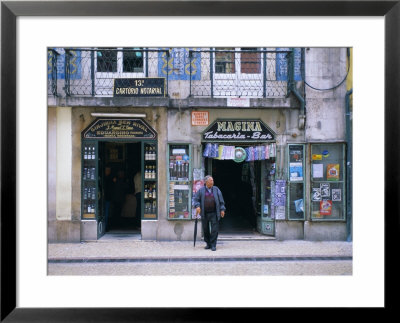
[193,175,226,251]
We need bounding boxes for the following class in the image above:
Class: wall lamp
[90,113,147,118]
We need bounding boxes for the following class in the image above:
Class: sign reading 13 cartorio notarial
[113,78,165,97]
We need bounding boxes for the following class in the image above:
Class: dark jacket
[193,185,226,220]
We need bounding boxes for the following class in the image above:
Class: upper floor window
[215,48,235,73]
[96,48,144,73]
[240,48,261,74]
[214,48,261,75]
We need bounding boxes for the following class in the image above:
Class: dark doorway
[100,142,142,233]
[211,159,259,233]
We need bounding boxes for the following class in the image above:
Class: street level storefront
[47,47,350,242]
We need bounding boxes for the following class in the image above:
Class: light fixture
[90,113,147,118]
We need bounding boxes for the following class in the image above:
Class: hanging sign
[83,118,157,139]
[202,119,275,142]
[113,78,165,97]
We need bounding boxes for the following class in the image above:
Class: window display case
[311,143,346,220]
[143,142,157,219]
[167,144,192,220]
[287,144,305,220]
[81,141,98,219]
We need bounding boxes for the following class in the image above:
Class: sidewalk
[48,236,353,263]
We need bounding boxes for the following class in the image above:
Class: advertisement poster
[332,189,342,201]
[312,188,322,201]
[320,200,332,215]
[320,183,330,197]
[274,180,286,206]
[289,162,303,181]
[327,164,340,181]
[312,163,323,178]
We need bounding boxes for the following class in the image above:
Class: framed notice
[191,111,209,126]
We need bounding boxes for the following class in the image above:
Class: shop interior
[208,159,261,233]
[99,142,142,233]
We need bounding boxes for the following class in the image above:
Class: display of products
[203,143,276,162]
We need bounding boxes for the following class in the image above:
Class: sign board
[227,98,250,107]
[113,78,165,97]
[191,111,209,126]
[276,48,302,81]
[202,119,275,142]
[83,118,157,139]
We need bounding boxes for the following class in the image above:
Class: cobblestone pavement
[48,239,352,275]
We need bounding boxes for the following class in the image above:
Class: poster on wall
[327,164,340,181]
[274,180,286,206]
[289,162,303,181]
[320,200,332,215]
[275,206,286,220]
[312,188,321,201]
[320,183,330,197]
[332,189,342,201]
[312,163,324,178]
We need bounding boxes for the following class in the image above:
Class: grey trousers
[202,211,219,247]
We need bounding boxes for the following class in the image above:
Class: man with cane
[193,175,226,251]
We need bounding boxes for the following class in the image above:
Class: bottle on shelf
[145,165,148,179]
[144,185,148,199]
[145,147,149,160]
[152,184,156,199]
[84,147,88,160]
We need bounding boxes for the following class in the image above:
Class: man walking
[193,175,226,251]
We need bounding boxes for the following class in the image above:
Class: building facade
[47,47,352,242]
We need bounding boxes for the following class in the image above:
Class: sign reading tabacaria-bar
[202,119,275,142]
[83,119,157,139]
[113,78,166,97]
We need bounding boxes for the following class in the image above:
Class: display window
[143,142,158,219]
[167,144,192,220]
[287,144,305,220]
[310,143,346,220]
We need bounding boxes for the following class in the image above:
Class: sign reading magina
[83,119,157,139]
[202,119,275,142]
[113,78,165,97]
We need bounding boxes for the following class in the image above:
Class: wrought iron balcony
[47,48,299,99]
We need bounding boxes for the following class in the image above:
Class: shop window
[288,144,305,220]
[81,141,98,220]
[167,144,192,220]
[311,143,346,220]
[143,142,157,219]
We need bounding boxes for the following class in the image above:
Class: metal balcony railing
[47,48,298,99]
[189,49,293,98]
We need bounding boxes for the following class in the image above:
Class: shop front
[80,117,158,240]
[200,119,277,236]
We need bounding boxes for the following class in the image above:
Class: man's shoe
[211,246,216,251]
[204,245,211,249]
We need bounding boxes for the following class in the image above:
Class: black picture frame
[1,0,398,321]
